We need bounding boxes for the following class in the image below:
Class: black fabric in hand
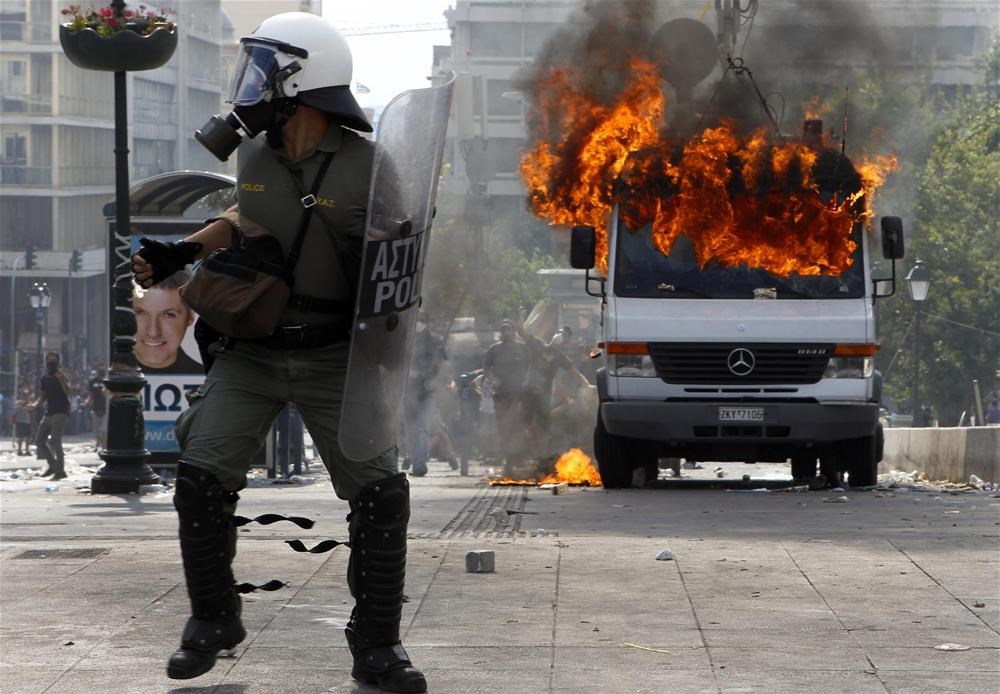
[134,237,202,286]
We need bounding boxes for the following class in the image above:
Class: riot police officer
[132,13,426,692]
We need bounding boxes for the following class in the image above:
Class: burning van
[567,120,904,488]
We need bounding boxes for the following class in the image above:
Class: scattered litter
[728,488,770,493]
[62,641,74,646]
[682,462,703,470]
[139,484,168,494]
[831,487,846,493]
[967,475,986,490]
[538,482,567,495]
[624,643,672,654]
[776,485,809,493]
[822,496,849,503]
[44,484,59,494]
[742,474,751,482]
[655,549,674,561]
[934,643,971,652]
[488,507,509,524]
[714,467,725,478]
[973,601,986,608]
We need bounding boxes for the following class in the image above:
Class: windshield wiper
[657,283,713,298]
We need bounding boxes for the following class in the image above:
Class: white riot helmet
[229,12,372,132]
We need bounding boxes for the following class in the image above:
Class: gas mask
[195,39,305,161]
[195,99,297,162]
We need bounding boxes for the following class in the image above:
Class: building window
[2,57,27,93]
[469,22,523,58]
[133,139,175,180]
[134,79,177,125]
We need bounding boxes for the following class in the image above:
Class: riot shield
[338,75,455,461]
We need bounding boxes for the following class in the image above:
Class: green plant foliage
[877,33,1000,423]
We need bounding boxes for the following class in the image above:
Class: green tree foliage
[877,34,1000,423]
[421,190,557,336]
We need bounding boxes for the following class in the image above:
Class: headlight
[608,354,658,377]
[824,356,873,379]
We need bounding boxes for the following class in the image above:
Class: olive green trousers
[175,340,397,500]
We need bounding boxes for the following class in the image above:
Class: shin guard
[345,473,426,693]
[167,463,245,680]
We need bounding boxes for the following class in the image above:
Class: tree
[421,189,558,336]
[908,36,1000,422]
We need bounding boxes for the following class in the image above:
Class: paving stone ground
[1,439,998,693]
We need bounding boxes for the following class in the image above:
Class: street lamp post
[905,259,931,427]
[28,282,51,380]
[57,0,176,494]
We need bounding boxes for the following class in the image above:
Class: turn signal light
[833,344,878,356]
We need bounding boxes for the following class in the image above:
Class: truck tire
[875,422,884,463]
[593,411,634,489]
[790,453,817,480]
[843,434,878,487]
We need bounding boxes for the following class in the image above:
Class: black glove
[133,237,202,286]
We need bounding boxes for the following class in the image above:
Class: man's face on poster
[133,286,194,369]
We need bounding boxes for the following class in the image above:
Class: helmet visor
[227,42,282,106]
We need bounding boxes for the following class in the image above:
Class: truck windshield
[614,218,865,300]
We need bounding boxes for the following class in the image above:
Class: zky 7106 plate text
[718,407,765,422]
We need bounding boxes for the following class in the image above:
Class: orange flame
[539,448,603,487]
[803,96,831,121]
[520,58,899,274]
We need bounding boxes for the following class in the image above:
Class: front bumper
[601,400,878,444]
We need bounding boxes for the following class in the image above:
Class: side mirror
[570,225,596,269]
[873,279,895,297]
[881,216,904,260]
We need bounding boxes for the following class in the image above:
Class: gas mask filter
[195,99,296,162]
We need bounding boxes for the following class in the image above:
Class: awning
[102,170,236,218]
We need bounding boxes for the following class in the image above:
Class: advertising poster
[130,234,205,454]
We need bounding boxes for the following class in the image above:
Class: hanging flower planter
[59,3,177,72]
[59,23,177,72]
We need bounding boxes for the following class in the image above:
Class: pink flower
[99,6,112,17]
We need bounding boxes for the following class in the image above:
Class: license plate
[718,406,765,422]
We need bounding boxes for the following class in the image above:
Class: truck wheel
[594,411,634,489]
[790,453,817,480]
[875,422,884,463]
[843,434,878,487]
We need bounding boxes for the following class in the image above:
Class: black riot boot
[166,463,246,680]
[345,473,426,693]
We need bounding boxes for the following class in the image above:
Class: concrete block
[881,426,1000,484]
[465,550,495,573]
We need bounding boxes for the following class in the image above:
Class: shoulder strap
[284,151,335,273]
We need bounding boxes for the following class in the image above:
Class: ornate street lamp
[60,0,177,493]
[905,260,932,426]
[28,282,52,379]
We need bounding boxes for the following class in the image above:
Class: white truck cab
[570,198,905,489]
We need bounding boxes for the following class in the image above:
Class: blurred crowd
[401,311,598,478]
[1,359,108,449]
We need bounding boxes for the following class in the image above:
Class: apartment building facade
[0,0,229,383]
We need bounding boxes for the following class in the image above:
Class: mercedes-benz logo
[727,348,755,376]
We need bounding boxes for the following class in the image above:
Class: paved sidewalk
[1,442,998,693]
